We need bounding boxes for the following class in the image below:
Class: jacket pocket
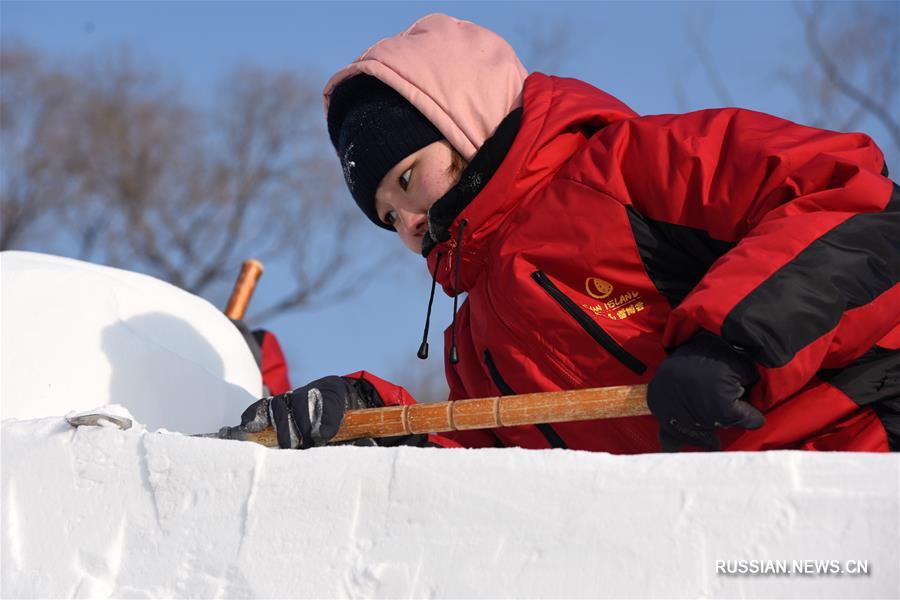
[483,349,567,449]
[531,270,647,375]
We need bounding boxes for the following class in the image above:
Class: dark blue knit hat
[327,75,443,230]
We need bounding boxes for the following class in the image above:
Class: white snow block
[0,251,262,432]
[2,415,897,599]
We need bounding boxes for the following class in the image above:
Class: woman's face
[375,140,460,253]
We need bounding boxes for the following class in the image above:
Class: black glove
[647,331,765,452]
[239,376,383,449]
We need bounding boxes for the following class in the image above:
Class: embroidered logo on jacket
[585,277,614,299]
[583,277,646,321]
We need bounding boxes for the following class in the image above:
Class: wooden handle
[230,384,650,447]
[224,259,264,320]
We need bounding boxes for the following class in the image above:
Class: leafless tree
[677,10,736,109]
[676,2,899,175]
[790,1,899,174]
[1,44,81,249]
[516,21,575,75]
[1,42,391,319]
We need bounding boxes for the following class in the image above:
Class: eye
[381,209,398,227]
[398,168,412,191]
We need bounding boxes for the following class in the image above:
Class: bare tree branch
[677,3,899,174]
[1,43,382,321]
[516,21,574,74]
[795,1,900,149]
[1,42,78,249]
[683,11,735,107]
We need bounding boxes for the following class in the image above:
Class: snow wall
[2,413,898,599]
[2,251,899,598]
[0,251,262,433]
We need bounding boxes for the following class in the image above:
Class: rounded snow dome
[0,251,263,433]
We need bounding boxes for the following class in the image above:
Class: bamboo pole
[219,384,650,447]
[224,259,264,320]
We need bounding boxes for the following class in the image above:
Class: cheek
[416,168,455,208]
[397,229,421,253]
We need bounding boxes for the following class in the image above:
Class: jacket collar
[423,73,639,296]
[422,108,522,258]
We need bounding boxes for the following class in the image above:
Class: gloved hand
[647,330,765,452]
[239,376,384,449]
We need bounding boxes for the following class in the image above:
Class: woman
[241,13,899,452]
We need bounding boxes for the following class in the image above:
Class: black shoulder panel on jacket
[625,206,736,308]
[721,184,899,368]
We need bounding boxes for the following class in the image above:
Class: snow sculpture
[0,251,262,432]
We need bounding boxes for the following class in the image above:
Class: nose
[397,208,428,236]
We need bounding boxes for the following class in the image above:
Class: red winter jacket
[255,330,292,395]
[354,73,899,453]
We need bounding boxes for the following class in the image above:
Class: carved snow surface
[0,251,262,433]
[2,412,898,599]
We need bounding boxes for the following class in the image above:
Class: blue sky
[3,1,892,401]
[2,1,810,115]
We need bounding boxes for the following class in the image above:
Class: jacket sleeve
[346,367,498,448]
[591,107,898,407]
[342,370,462,447]
[252,329,292,395]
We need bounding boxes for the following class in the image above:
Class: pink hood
[323,13,528,161]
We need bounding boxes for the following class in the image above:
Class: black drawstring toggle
[449,219,468,365]
[417,252,444,360]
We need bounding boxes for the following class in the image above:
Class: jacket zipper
[531,271,647,375]
[483,349,568,449]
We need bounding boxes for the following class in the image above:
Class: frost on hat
[327,75,443,229]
